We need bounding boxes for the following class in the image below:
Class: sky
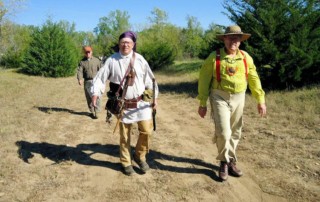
[8,0,233,32]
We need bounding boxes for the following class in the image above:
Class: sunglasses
[85,51,91,54]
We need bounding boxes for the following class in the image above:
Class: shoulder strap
[240,50,248,80]
[215,49,248,83]
[216,49,221,83]
[116,51,136,99]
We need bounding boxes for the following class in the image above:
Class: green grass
[157,59,203,76]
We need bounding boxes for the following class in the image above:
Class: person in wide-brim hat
[197,24,267,182]
[216,25,251,41]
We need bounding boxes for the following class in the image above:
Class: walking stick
[152,78,156,131]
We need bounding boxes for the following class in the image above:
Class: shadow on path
[16,141,220,181]
[34,106,92,118]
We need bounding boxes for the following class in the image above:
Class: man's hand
[198,106,207,118]
[257,103,267,117]
[152,99,158,110]
[78,79,83,86]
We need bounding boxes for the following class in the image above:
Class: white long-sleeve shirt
[91,51,159,123]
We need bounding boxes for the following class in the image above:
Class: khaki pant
[119,119,153,167]
[210,89,245,163]
[84,80,101,112]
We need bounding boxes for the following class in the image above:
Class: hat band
[225,31,243,34]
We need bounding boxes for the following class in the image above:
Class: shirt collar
[222,48,243,60]
[119,51,133,59]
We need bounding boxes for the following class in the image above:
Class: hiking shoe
[133,155,150,173]
[90,112,98,119]
[123,165,136,176]
[228,159,243,177]
[219,161,228,181]
[90,106,99,119]
[93,108,99,119]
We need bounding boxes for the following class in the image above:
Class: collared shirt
[197,48,265,106]
[91,51,159,123]
[77,56,102,81]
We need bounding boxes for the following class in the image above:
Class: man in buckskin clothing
[91,31,159,176]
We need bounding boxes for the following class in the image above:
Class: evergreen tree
[138,40,175,70]
[138,24,178,70]
[21,19,78,77]
[224,0,320,89]
[198,23,225,59]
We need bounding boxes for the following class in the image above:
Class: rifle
[152,78,156,131]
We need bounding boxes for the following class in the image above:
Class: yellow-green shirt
[197,48,265,106]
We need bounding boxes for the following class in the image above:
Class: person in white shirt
[91,31,159,176]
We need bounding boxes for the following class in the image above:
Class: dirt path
[0,71,288,201]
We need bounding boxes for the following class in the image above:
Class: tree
[0,22,31,68]
[0,0,25,34]
[0,0,26,67]
[94,10,131,57]
[181,15,204,58]
[148,7,168,25]
[21,19,78,77]
[138,8,178,70]
[139,41,175,70]
[198,23,225,59]
[224,0,320,89]
[72,31,97,57]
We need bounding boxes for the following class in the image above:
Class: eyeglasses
[85,51,91,54]
[120,41,133,46]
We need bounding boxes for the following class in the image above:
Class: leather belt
[124,95,142,109]
[125,95,142,103]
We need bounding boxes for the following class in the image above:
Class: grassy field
[0,63,319,201]
[160,61,320,201]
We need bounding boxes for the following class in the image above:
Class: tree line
[0,0,319,90]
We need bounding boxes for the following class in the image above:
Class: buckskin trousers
[209,89,245,163]
[119,119,153,167]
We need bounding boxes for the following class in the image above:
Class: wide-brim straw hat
[216,25,251,41]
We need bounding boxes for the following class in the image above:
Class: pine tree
[224,0,320,89]
[21,19,78,77]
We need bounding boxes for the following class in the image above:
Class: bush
[20,20,78,77]
[0,47,23,68]
[138,41,176,70]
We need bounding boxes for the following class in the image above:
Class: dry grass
[240,87,320,201]
[157,63,320,201]
[0,65,319,201]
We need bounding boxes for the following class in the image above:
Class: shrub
[20,20,78,77]
[138,41,176,70]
